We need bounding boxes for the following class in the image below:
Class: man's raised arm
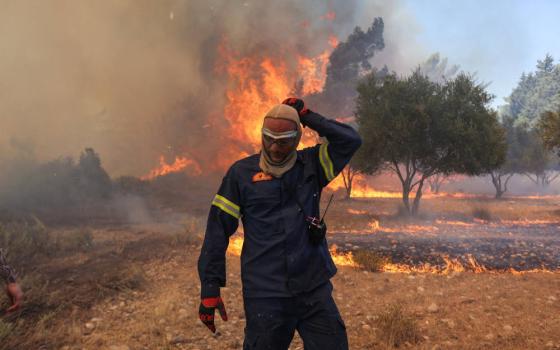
[282,98,362,186]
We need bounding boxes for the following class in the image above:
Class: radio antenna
[320,194,334,221]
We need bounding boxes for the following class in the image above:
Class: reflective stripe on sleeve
[212,194,241,219]
[319,142,335,181]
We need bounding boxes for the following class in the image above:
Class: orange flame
[329,244,359,267]
[297,51,330,95]
[328,35,339,48]
[141,155,202,180]
[143,31,338,179]
[227,236,558,274]
[216,36,338,160]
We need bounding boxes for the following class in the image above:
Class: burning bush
[376,303,420,348]
[353,249,388,272]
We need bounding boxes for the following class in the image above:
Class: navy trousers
[243,282,348,350]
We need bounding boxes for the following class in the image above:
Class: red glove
[198,296,228,333]
[282,97,310,117]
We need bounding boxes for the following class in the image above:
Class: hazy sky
[403,0,560,107]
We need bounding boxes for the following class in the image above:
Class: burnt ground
[330,220,560,270]
[327,195,560,271]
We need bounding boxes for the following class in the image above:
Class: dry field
[1,195,559,350]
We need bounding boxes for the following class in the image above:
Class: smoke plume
[0,1,423,176]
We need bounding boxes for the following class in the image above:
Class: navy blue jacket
[198,111,361,298]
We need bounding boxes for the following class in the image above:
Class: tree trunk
[491,172,501,199]
[341,166,355,200]
[402,187,411,215]
[491,172,512,199]
[428,173,445,194]
[411,179,425,216]
[495,188,503,199]
[345,181,352,200]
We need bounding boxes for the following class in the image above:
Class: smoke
[0,0,424,177]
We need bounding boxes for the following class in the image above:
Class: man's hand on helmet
[282,97,311,124]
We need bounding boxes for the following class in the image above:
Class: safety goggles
[261,128,298,147]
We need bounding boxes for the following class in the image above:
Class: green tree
[490,117,523,198]
[355,70,505,215]
[502,54,560,127]
[538,110,560,157]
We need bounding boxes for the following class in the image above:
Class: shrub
[0,221,50,264]
[472,207,492,221]
[376,303,420,348]
[353,250,388,272]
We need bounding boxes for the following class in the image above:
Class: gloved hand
[282,97,311,119]
[198,296,228,333]
[6,282,23,313]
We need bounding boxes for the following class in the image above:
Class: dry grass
[0,320,13,343]
[353,250,388,272]
[376,303,420,348]
[51,228,94,253]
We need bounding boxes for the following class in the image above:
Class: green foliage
[499,55,560,189]
[502,54,560,127]
[355,70,505,214]
[538,110,560,157]
[492,116,559,197]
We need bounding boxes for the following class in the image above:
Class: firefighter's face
[262,118,298,163]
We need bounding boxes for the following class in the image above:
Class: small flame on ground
[141,156,202,180]
[329,244,358,267]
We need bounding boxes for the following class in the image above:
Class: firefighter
[0,249,23,313]
[198,98,361,349]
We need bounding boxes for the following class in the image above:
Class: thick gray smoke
[0,0,424,177]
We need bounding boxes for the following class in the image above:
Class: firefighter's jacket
[198,112,362,298]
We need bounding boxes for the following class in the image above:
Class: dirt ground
[1,196,559,349]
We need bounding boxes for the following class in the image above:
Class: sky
[402,0,560,108]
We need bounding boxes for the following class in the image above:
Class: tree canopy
[355,70,505,214]
[502,54,560,127]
